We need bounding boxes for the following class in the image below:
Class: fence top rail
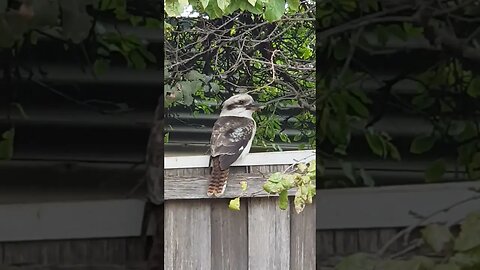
[165,150,315,169]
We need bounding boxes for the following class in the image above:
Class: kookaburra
[207,93,262,197]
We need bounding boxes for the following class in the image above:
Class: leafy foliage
[164,0,302,21]
[336,211,480,270]
[263,159,316,213]
[0,0,97,47]
[0,128,15,160]
[164,1,315,150]
[0,0,161,161]
[318,0,480,187]
[228,159,316,213]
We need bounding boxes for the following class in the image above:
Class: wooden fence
[0,237,146,270]
[164,150,316,270]
[0,199,151,269]
[315,180,480,269]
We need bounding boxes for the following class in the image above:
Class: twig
[336,27,364,88]
[388,239,424,259]
[377,193,480,256]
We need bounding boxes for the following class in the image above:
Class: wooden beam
[164,172,296,200]
[164,150,315,169]
[316,181,480,229]
[0,199,153,242]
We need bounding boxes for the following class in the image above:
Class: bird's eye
[238,100,245,104]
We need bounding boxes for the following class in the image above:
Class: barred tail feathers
[207,157,229,197]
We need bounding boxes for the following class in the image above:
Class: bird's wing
[210,116,255,170]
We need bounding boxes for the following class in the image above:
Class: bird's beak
[246,102,263,111]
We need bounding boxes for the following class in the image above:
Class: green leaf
[449,246,480,269]
[412,94,435,109]
[360,169,375,187]
[278,190,288,210]
[410,134,436,154]
[216,0,230,11]
[297,163,307,172]
[200,0,209,9]
[343,91,369,118]
[164,132,169,143]
[185,70,205,81]
[403,22,423,37]
[456,121,476,142]
[31,0,60,27]
[279,132,290,142]
[247,0,256,7]
[263,182,282,194]
[11,102,29,119]
[467,152,480,179]
[145,18,162,28]
[209,82,220,93]
[341,161,356,183]
[365,131,384,157]
[336,253,376,270]
[138,47,157,63]
[129,51,146,69]
[165,0,189,16]
[238,0,262,14]
[449,121,466,136]
[458,144,476,165]
[432,263,461,270]
[0,128,15,160]
[268,172,283,183]
[181,81,202,105]
[376,259,423,270]
[286,0,299,11]
[454,212,480,251]
[60,1,94,43]
[375,25,389,45]
[263,172,285,194]
[93,59,110,76]
[339,0,356,12]
[308,160,316,173]
[240,181,247,191]
[387,24,407,41]
[387,142,401,161]
[264,0,285,22]
[99,0,112,10]
[351,89,371,104]
[425,159,446,182]
[421,224,453,253]
[293,190,304,213]
[467,77,480,98]
[228,197,241,211]
[409,256,435,269]
[129,15,142,26]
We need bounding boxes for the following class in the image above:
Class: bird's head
[220,93,262,118]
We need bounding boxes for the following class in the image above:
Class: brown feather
[207,156,230,197]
